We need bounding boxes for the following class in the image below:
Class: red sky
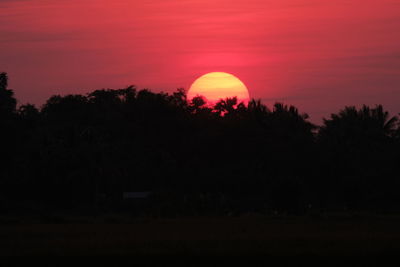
[1,0,400,121]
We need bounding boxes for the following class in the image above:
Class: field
[1,215,400,266]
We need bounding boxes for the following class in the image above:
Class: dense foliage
[1,72,399,215]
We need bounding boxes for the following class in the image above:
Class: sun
[187,72,250,105]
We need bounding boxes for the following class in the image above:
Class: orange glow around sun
[187,72,250,105]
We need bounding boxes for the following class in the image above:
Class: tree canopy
[1,73,399,215]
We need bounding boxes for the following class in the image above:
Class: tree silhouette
[320,105,398,143]
[0,73,18,207]
[0,72,16,118]
[1,72,399,215]
[318,105,399,210]
[214,97,238,116]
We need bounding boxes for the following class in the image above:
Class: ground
[1,215,400,266]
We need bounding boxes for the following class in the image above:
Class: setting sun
[187,72,250,105]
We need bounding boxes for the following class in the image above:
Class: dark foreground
[1,216,400,266]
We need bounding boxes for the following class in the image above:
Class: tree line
[1,72,400,216]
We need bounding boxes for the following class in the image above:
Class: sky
[1,0,400,122]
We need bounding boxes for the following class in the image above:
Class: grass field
[1,215,400,266]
